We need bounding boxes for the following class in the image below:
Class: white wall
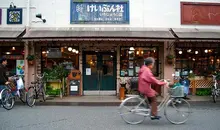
[30,0,144,28]
[0,0,27,27]
[1,0,220,29]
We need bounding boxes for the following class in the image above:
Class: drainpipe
[24,0,30,89]
[26,0,30,27]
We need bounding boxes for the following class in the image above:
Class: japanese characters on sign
[7,8,23,24]
[70,2,129,24]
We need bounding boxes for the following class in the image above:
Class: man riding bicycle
[138,57,167,120]
[0,58,8,91]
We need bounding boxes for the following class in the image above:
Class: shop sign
[7,8,23,24]
[181,2,220,25]
[70,1,129,24]
[2,55,24,60]
[0,8,2,25]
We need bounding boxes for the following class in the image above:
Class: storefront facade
[1,0,220,96]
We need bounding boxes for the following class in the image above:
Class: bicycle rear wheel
[119,96,148,125]
[26,87,36,107]
[19,88,26,103]
[0,88,15,110]
[164,98,191,125]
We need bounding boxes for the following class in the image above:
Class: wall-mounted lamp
[9,2,16,8]
[36,14,46,23]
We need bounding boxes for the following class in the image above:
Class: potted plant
[166,54,175,64]
[26,54,35,65]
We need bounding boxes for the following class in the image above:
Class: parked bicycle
[211,75,220,103]
[26,73,46,107]
[0,75,26,110]
[118,80,192,125]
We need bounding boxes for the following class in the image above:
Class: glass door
[83,52,116,95]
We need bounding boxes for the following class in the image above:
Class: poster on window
[7,8,23,24]
[128,69,134,76]
[16,60,24,75]
[129,61,133,68]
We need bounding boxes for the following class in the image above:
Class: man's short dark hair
[0,58,7,64]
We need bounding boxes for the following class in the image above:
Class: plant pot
[28,60,34,65]
[167,58,174,65]
[120,84,126,88]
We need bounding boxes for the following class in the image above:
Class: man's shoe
[151,116,161,120]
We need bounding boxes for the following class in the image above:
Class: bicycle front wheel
[0,88,15,110]
[40,85,46,102]
[119,96,148,125]
[164,98,191,125]
[19,88,26,103]
[26,87,36,107]
[212,88,217,103]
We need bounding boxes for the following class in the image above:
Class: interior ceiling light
[129,47,135,51]
[195,51,198,54]
[6,52,11,55]
[204,49,208,53]
[12,47,15,50]
[178,50,183,54]
[72,49,76,53]
[187,49,191,53]
[68,47,72,51]
[76,50,79,54]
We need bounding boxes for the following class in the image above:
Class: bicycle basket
[170,86,184,97]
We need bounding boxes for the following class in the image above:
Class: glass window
[41,46,79,71]
[0,46,24,76]
[120,47,159,77]
[175,47,220,77]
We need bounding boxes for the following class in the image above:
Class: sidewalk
[28,95,214,106]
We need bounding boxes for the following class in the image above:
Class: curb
[15,100,219,107]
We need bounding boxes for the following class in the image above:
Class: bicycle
[0,75,26,110]
[118,80,192,125]
[211,75,220,103]
[26,73,46,107]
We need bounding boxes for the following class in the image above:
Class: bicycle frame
[131,93,171,117]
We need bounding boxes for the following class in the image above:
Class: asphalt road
[0,102,220,130]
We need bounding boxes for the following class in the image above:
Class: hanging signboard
[70,1,129,24]
[7,8,23,24]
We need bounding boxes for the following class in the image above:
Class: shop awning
[0,28,26,40]
[172,28,220,40]
[23,28,175,41]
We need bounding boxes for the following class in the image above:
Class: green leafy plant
[26,54,35,61]
[43,64,69,98]
[166,54,175,59]
[188,73,195,79]
[196,88,211,96]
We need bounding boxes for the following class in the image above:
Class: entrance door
[83,52,116,95]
